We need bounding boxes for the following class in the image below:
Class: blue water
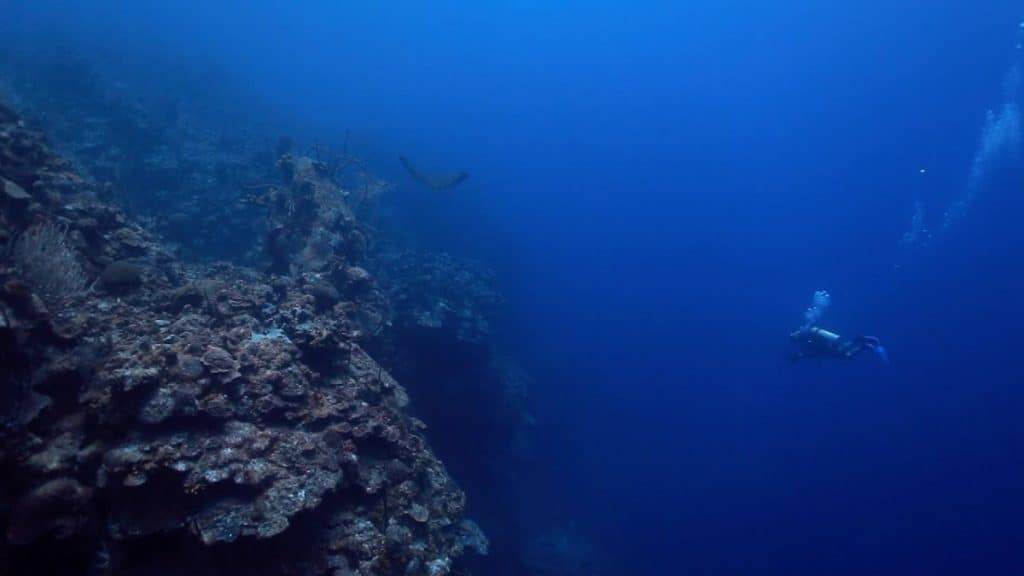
[8,1,1024,573]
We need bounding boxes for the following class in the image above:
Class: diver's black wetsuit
[789,327,880,363]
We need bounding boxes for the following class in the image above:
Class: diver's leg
[837,340,858,357]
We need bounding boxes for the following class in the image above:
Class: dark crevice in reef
[366,251,539,573]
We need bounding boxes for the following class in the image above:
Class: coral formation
[11,221,89,305]
[0,49,283,264]
[0,46,547,574]
[376,251,504,346]
[0,98,484,575]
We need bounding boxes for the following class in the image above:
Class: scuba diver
[789,290,888,364]
[789,327,885,363]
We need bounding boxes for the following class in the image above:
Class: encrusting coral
[0,100,486,575]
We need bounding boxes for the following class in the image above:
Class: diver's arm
[840,335,884,359]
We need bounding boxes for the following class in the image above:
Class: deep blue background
[7,1,1024,573]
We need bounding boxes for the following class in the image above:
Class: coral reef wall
[0,97,488,575]
[0,47,280,264]
[0,45,543,573]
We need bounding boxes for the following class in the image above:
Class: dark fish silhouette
[399,156,468,191]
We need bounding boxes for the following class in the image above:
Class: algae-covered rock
[99,260,143,289]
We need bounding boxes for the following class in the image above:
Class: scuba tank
[807,327,841,345]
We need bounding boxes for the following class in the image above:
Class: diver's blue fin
[873,344,890,365]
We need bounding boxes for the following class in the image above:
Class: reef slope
[0,101,485,576]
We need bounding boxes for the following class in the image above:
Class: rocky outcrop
[0,99,484,575]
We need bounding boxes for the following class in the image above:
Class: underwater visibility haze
[2,1,1024,574]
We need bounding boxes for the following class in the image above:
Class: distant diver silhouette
[789,327,887,364]
[789,290,887,364]
[399,155,468,191]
